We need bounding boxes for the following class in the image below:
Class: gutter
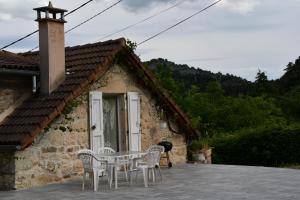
[0,68,39,76]
[0,68,39,93]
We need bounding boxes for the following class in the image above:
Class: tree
[280,57,300,92]
[255,69,269,95]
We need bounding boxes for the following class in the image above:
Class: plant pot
[201,148,212,164]
[190,148,213,164]
[191,152,206,162]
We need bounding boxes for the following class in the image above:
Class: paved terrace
[1,164,300,200]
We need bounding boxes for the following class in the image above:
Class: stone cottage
[0,3,198,190]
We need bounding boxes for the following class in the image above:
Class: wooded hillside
[144,57,300,167]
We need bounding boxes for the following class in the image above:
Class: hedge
[210,125,300,166]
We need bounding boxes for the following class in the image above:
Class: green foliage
[183,83,285,135]
[59,126,67,132]
[279,56,300,92]
[210,125,300,166]
[126,39,137,53]
[152,63,185,105]
[144,58,254,96]
[148,57,300,166]
[62,97,86,116]
[254,69,269,96]
[280,86,300,120]
[189,138,210,151]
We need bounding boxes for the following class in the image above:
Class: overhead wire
[137,0,222,46]
[98,0,188,41]
[30,0,123,51]
[0,30,38,50]
[64,0,94,17]
[0,0,95,50]
[65,0,123,34]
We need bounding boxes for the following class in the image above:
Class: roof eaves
[0,68,40,76]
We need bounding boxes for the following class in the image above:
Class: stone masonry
[0,152,15,190]
[12,63,187,189]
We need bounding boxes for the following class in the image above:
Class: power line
[138,0,222,46]
[65,0,122,34]
[98,0,188,41]
[0,30,38,50]
[0,0,95,50]
[29,0,123,51]
[64,0,94,17]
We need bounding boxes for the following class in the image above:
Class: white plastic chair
[132,151,161,187]
[132,145,164,182]
[97,147,129,188]
[77,149,109,191]
[149,145,164,181]
[147,145,165,153]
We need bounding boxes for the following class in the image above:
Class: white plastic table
[96,151,146,189]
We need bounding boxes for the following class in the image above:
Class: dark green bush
[210,125,300,166]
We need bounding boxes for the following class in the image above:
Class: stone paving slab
[1,164,300,200]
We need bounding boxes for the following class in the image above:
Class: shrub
[210,125,300,167]
[189,138,210,152]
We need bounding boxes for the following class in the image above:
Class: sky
[0,0,300,81]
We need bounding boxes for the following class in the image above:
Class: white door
[127,92,141,151]
[89,91,104,155]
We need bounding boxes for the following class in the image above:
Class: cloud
[218,0,260,15]
[119,0,177,12]
[117,0,260,15]
[0,0,47,21]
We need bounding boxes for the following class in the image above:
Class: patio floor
[1,164,300,200]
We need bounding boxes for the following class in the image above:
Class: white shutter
[127,92,141,151]
[89,91,104,156]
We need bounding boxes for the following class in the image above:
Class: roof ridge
[0,50,38,66]
[20,38,127,56]
[65,38,126,50]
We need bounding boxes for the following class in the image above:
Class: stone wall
[0,152,15,190]
[92,64,187,164]
[14,96,88,189]
[14,63,187,189]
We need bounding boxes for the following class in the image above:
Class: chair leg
[142,168,149,187]
[89,172,93,188]
[93,170,98,192]
[129,171,132,185]
[152,168,156,183]
[109,166,114,189]
[124,164,128,181]
[106,169,109,185]
[135,170,138,183]
[157,167,163,183]
[82,172,86,191]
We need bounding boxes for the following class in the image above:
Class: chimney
[34,2,67,95]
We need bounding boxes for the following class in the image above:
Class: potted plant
[189,139,212,164]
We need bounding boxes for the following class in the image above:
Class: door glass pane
[103,96,119,151]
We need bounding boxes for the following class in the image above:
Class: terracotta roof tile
[0,50,38,71]
[0,37,199,150]
[0,38,126,149]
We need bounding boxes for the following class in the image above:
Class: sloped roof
[0,38,199,150]
[0,50,38,72]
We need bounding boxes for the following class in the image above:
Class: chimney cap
[34,1,67,23]
[33,1,67,13]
